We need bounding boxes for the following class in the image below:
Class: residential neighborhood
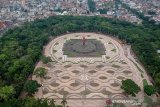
[121,0,160,24]
[0,0,159,34]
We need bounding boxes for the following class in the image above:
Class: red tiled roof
[0,21,6,29]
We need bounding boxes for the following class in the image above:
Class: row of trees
[0,97,65,107]
[0,15,160,105]
[24,56,50,96]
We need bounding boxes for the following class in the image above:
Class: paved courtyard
[33,33,153,107]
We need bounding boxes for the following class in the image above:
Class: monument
[82,36,86,46]
[63,36,106,57]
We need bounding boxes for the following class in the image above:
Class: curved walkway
[33,33,154,107]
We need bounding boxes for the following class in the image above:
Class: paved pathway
[33,33,155,107]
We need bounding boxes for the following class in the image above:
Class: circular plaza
[33,33,150,107]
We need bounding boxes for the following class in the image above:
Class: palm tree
[61,97,67,107]
[50,99,56,107]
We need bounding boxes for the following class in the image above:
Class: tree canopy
[121,79,141,96]
[0,86,15,101]
[0,15,159,104]
[34,67,47,78]
[40,56,52,64]
[88,0,96,12]
[24,80,40,95]
[144,85,156,96]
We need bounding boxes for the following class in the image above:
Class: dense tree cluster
[34,67,47,78]
[24,80,40,96]
[121,79,141,96]
[98,9,107,14]
[40,56,52,64]
[144,85,156,96]
[0,86,15,101]
[87,0,96,12]
[0,15,159,104]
